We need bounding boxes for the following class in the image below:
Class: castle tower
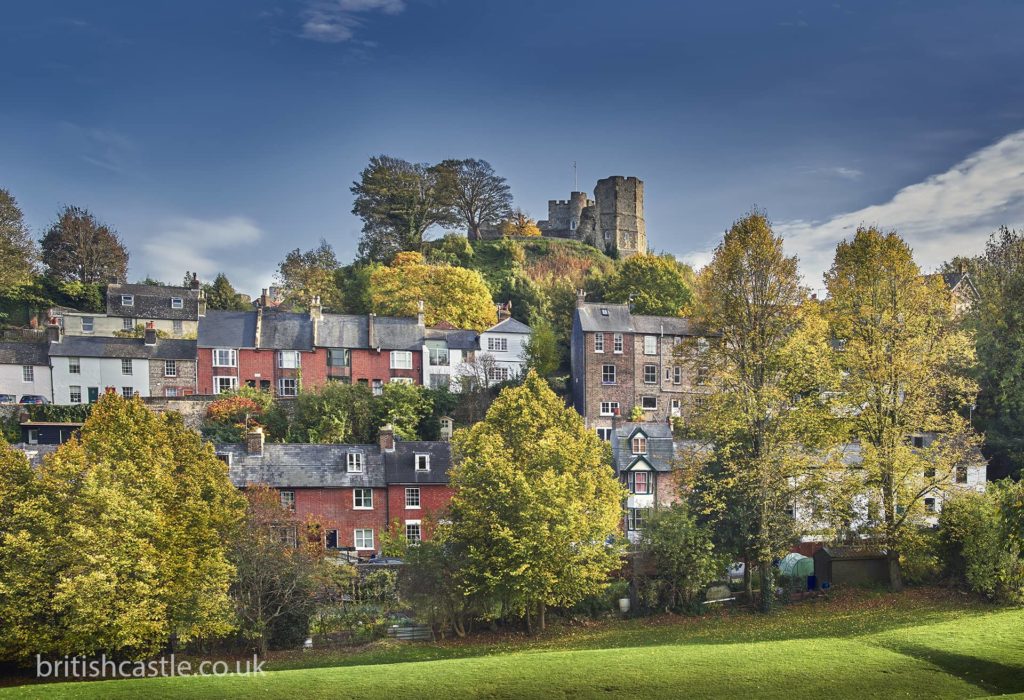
[593,176,646,257]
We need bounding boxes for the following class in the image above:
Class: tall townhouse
[610,422,684,543]
[422,325,478,390]
[220,425,453,554]
[48,324,197,403]
[196,307,328,396]
[570,296,710,438]
[58,278,205,338]
[317,312,425,394]
[478,315,532,383]
[0,342,52,402]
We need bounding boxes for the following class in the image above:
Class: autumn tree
[351,156,457,261]
[0,393,244,661]
[687,211,841,612]
[825,226,980,590]
[276,239,342,311]
[372,382,433,440]
[0,188,38,289]
[39,205,129,284]
[523,319,558,378]
[436,158,513,241]
[448,372,625,633]
[605,253,695,317]
[499,209,542,238]
[290,382,376,444]
[204,272,250,311]
[369,251,496,331]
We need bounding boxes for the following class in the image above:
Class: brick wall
[350,349,422,386]
[198,348,329,396]
[582,330,635,429]
[148,358,198,397]
[290,487,387,551]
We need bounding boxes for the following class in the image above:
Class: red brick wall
[386,484,454,526]
[350,349,422,385]
[290,487,387,550]
[197,348,329,395]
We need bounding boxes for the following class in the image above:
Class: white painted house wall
[421,344,467,390]
[0,363,53,402]
[60,313,197,338]
[478,330,529,380]
[51,356,151,405]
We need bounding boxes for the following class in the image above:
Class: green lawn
[3,591,1022,699]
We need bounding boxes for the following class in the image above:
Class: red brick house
[220,425,453,554]
[317,312,425,393]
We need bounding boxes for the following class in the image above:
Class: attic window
[600,308,609,316]
[631,436,647,455]
[171,297,183,309]
[415,454,430,472]
[347,452,364,473]
[122,295,134,306]
[216,452,232,466]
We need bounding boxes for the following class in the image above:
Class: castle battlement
[536,176,646,258]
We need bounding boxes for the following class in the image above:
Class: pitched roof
[611,421,675,472]
[318,314,369,348]
[9,444,58,466]
[486,317,532,334]
[106,283,200,320]
[221,443,386,488]
[259,310,314,351]
[371,316,424,350]
[48,336,197,359]
[384,441,453,484]
[574,302,699,336]
[0,342,49,366]
[426,327,478,350]
[198,310,257,348]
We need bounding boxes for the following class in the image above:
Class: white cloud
[300,0,405,43]
[777,129,1024,289]
[140,217,273,295]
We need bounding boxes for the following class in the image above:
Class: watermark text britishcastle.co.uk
[36,654,265,679]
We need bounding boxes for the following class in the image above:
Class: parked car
[18,395,50,405]
[0,394,16,404]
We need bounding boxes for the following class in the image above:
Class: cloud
[139,217,273,294]
[300,0,405,43]
[797,165,864,181]
[776,129,1024,289]
[58,122,135,174]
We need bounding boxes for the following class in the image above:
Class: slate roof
[221,443,386,488]
[0,342,49,366]
[426,327,478,350]
[318,314,369,348]
[486,317,532,334]
[48,336,197,359]
[107,283,200,320]
[371,316,424,351]
[611,422,676,473]
[260,310,314,351]
[575,302,699,336]
[384,441,453,484]
[197,310,257,348]
[9,444,58,466]
[632,315,695,336]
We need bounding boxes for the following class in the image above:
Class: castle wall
[537,177,646,257]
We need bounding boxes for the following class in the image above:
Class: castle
[537,176,647,258]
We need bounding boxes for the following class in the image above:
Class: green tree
[290,382,376,444]
[966,227,1024,479]
[448,372,625,632]
[369,251,496,331]
[351,155,457,261]
[373,382,432,440]
[0,188,38,290]
[688,211,841,612]
[498,209,542,237]
[638,503,728,612]
[204,272,250,311]
[825,226,980,590]
[604,253,694,316]
[523,319,558,377]
[276,240,342,311]
[39,205,129,284]
[0,393,243,661]
[436,158,513,241]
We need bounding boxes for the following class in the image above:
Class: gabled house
[58,279,205,338]
[478,314,531,383]
[611,422,682,542]
[422,326,478,390]
[0,341,52,403]
[317,312,425,392]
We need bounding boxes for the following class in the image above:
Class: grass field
[3,590,1022,699]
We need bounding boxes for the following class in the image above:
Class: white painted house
[478,316,531,383]
[0,342,53,402]
[422,328,478,390]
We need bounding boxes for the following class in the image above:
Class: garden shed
[812,546,889,588]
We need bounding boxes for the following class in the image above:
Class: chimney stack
[497,301,512,321]
[197,289,207,317]
[254,307,263,349]
[416,300,425,327]
[260,288,269,308]
[190,272,201,290]
[47,319,61,344]
[576,290,586,308]
[368,313,377,350]
[309,295,323,322]
[144,321,157,346]
[246,426,264,456]
[379,423,395,453]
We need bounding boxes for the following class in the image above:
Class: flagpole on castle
[573,161,577,192]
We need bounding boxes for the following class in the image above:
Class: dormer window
[600,308,609,316]
[171,297,183,309]
[632,435,647,455]
[347,452,363,473]
[122,295,134,306]
[628,471,650,495]
[415,454,430,472]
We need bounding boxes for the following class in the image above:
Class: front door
[87,387,99,403]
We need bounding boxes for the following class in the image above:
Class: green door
[87,387,99,403]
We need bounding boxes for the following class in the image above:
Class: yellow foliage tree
[499,209,542,237]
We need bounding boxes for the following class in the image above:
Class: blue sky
[4,1,1024,295]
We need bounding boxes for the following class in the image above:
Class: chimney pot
[190,273,200,290]
[47,322,61,344]
[576,290,586,308]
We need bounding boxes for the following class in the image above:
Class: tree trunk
[888,552,904,592]
[453,618,465,638]
[468,225,481,242]
[539,602,546,631]
[759,560,774,613]
[525,607,533,636]
[743,557,753,603]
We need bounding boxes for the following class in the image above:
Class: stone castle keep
[538,176,647,258]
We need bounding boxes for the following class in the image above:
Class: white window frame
[215,376,238,394]
[170,297,183,309]
[602,364,616,385]
[68,357,81,374]
[121,294,134,306]
[487,337,508,352]
[280,490,295,511]
[644,335,657,355]
[594,333,604,353]
[165,387,179,397]
[599,401,620,417]
[347,451,364,473]
[212,348,238,368]
[405,520,422,544]
[278,351,301,369]
[487,365,509,383]
[172,319,183,335]
[613,333,623,353]
[415,453,430,472]
[122,317,134,331]
[644,364,657,384]
[641,396,658,410]
[164,359,177,377]
[354,528,374,551]
[405,487,421,508]
[121,386,134,399]
[629,471,651,495]
[596,427,613,441]
[69,385,82,404]
[121,358,133,375]
[22,365,33,382]
[81,316,94,333]
[353,488,373,510]
[278,378,298,397]
[632,435,647,454]
[390,351,413,369]
[673,366,683,385]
